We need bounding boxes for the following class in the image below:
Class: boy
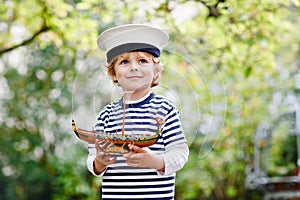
[87,24,189,200]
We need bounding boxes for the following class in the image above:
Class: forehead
[117,51,153,59]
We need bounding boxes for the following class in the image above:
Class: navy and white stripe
[87,93,188,200]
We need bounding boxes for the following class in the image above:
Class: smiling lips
[126,74,143,79]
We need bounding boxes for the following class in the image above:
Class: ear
[155,63,163,74]
[112,74,117,81]
[112,78,120,86]
[108,72,118,85]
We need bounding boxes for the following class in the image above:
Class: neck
[123,90,151,101]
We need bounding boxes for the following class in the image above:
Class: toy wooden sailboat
[72,118,164,154]
[72,94,165,154]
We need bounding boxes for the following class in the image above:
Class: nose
[129,63,138,71]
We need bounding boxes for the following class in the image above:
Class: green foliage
[1,0,300,199]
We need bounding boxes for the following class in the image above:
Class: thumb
[128,144,148,153]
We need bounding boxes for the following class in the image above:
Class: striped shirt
[87,92,189,200]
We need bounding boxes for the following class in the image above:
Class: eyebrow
[136,52,151,57]
[117,54,129,61]
[116,52,151,62]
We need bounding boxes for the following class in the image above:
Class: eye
[139,59,148,64]
[119,59,129,65]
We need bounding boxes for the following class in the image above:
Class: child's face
[112,51,159,93]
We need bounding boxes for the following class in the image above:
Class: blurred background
[1,0,300,199]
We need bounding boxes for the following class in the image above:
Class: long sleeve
[156,101,189,176]
[160,142,189,175]
[86,103,112,177]
[86,143,107,177]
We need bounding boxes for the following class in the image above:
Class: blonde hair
[106,52,163,87]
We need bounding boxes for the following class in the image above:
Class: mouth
[127,75,142,79]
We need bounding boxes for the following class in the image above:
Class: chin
[124,84,150,92]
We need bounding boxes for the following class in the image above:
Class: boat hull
[71,119,163,153]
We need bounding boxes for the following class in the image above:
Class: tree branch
[0,23,50,56]
[199,0,226,18]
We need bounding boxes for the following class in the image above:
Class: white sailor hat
[97,24,169,63]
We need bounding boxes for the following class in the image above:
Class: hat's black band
[106,43,160,63]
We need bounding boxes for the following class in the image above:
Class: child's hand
[93,139,117,174]
[123,144,165,171]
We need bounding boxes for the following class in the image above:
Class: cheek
[143,66,156,75]
[114,67,127,78]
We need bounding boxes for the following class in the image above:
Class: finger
[107,142,115,148]
[129,144,151,154]
[107,156,117,164]
[100,141,110,149]
[126,156,141,167]
[124,153,139,162]
[96,153,116,165]
[102,155,117,165]
[95,139,101,152]
[128,144,144,153]
[95,141,107,155]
